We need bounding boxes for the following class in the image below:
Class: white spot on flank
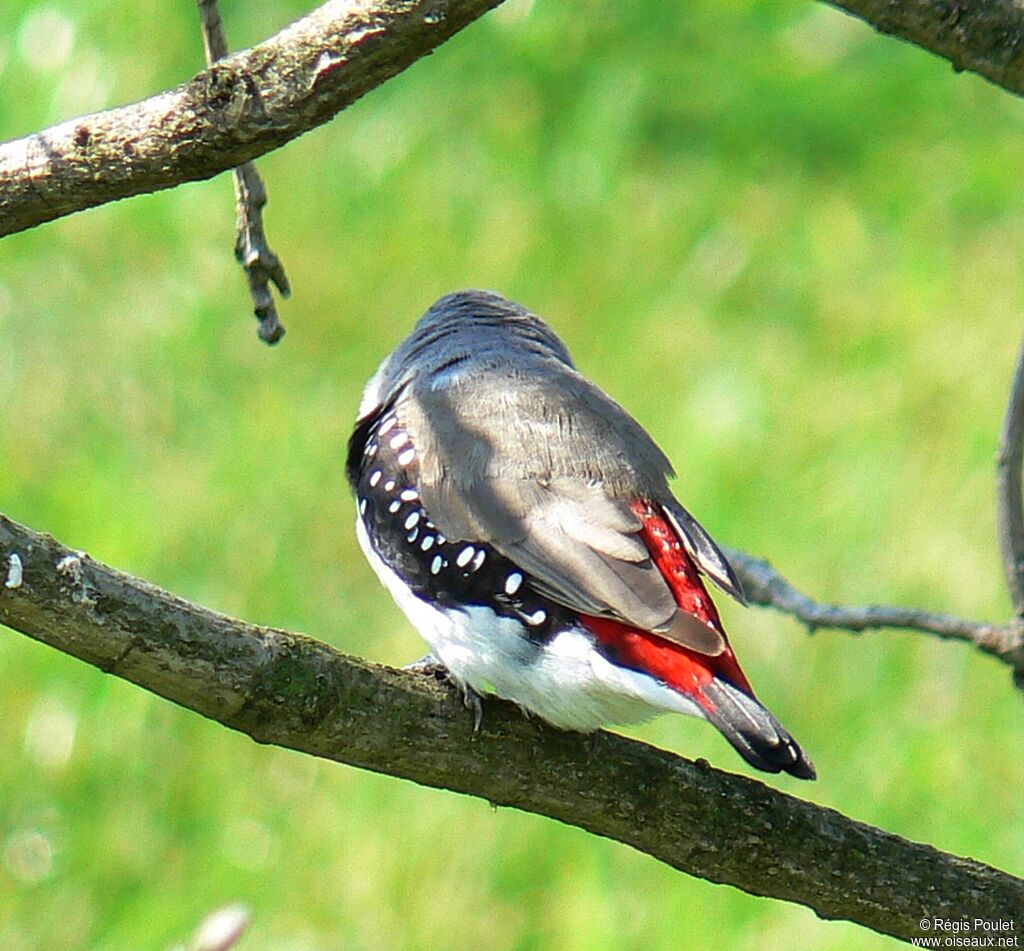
[526,609,547,626]
[378,416,397,436]
[420,535,435,551]
[389,431,409,450]
[354,516,708,733]
[471,549,486,572]
[436,533,446,544]
[369,470,382,488]
[400,489,418,501]
[407,529,419,543]
[430,555,444,575]
[504,572,523,596]
[398,447,415,466]
[388,500,401,514]
[359,498,367,516]
[384,479,396,492]
[365,442,378,458]
[456,547,475,568]
[5,553,23,589]
[404,511,420,530]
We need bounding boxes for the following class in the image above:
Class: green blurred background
[1,0,1022,947]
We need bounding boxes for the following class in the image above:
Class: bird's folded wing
[427,473,678,628]
[402,377,725,652]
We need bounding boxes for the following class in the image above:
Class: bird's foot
[462,683,485,733]
[403,653,448,676]
[404,654,486,732]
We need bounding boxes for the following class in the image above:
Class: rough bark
[4,0,1024,240]
[1,513,1020,945]
[0,0,505,237]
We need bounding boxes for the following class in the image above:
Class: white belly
[357,517,706,731]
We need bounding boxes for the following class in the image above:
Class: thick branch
[0,0,505,238]
[726,549,1024,688]
[1,513,1020,944]
[5,0,1024,238]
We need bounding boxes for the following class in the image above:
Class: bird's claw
[462,684,485,733]
[404,654,485,732]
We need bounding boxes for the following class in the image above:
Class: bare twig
[726,548,1024,689]
[196,0,230,61]
[0,512,1020,944]
[197,0,290,344]
[996,334,1024,616]
[232,165,290,343]
[725,330,1022,693]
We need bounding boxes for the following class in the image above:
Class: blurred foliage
[1,0,1023,948]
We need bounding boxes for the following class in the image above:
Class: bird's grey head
[358,290,576,417]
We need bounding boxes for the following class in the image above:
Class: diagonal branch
[1,512,1021,944]
[0,0,507,238]
[5,0,1024,240]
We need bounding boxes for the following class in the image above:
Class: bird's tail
[701,676,816,779]
[623,499,815,779]
[582,612,816,779]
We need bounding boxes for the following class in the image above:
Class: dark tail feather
[702,678,816,780]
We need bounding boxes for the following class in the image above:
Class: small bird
[348,290,815,779]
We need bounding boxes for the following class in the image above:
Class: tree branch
[1,512,1020,944]
[826,0,1024,93]
[996,334,1024,617]
[5,0,1024,240]
[197,0,291,344]
[725,549,1024,689]
[719,332,1024,692]
[0,0,506,238]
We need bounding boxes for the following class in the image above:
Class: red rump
[580,501,753,710]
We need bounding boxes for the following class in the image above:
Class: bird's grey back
[379,289,675,497]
